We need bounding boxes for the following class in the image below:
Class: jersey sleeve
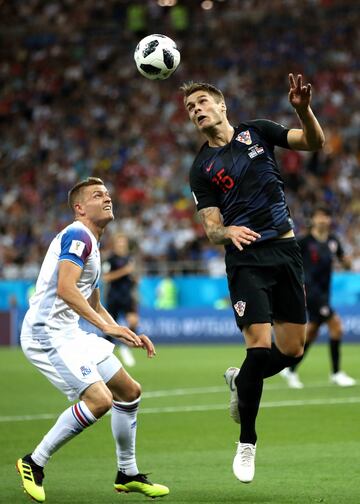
[245,119,290,149]
[59,227,93,268]
[189,164,220,211]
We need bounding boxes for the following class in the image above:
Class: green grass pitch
[1,343,360,504]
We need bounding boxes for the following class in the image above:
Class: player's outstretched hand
[226,225,261,251]
[288,73,312,112]
[103,324,143,347]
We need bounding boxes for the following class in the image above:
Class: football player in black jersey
[103,232,138,367]
[281,206,355,389]
[181,74,325,483]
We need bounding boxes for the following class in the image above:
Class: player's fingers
[297,74,302,90]
[121,327,142,346]
[288,73,296,89]
[239,233,261,245]
[232,237,243,251]
[122,335,141,347]
[139,335,156,357]
[242,228,261,239]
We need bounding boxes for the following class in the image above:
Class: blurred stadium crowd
[0,0,359,278]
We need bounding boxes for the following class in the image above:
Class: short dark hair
[180,81,225,103]
[311,204,332,217]
[68,177,104,211]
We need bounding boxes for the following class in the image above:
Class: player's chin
[99,214,114,226]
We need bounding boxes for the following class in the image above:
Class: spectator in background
[0,0,360,276]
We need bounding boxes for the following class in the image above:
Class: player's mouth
[103,205,112,211]
[197,115,207,125]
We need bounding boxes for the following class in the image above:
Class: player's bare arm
[287,73,325,151]
[88,287,155,357]
[102,262,135,283]
[341,255,352,270]
[198,207,261,251]
[57,260,143,348]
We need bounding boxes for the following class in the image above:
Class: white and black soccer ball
[134,34,180,80]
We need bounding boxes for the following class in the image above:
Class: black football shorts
[306,291,334,324]
[225,237,307,330]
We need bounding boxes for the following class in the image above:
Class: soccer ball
[134,34,180,80]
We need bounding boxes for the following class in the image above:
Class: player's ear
[74,202,85,216]
[220,100,226,112]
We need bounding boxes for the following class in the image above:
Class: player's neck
[311,228,328,242]
[206,122,234,147]
[76,217,104,241]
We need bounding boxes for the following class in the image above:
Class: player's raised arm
[287,73,325,151]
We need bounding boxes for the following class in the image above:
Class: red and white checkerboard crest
[235,130,252,145]
[234,300,246,317]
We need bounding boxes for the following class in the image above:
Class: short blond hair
[180,81,225,103]
[68,177,104,211]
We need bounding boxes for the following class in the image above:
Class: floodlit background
[1,2,360,503]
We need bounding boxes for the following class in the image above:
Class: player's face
[185,91,226,132]
[114,235,129,255]
[78,184,114,226]
[312,211,331,232]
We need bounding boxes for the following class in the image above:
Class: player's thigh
[105,365,141,402]
[272,250,307,325]
[227,265,274,330]
[305,321,321,343]
[21,335,107,402]
[327,312,343,339]
[242,323,272,348]
[273,321,306,356]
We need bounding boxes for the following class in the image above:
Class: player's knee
[113,379,142,403]
[286,345,304,359]
[125,380,141,402]
[90,393,113,418]
[279,333,306,358]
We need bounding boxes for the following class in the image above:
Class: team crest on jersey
[69,239,86,257]
[328,239,338,254]
[234,300,246,317]
[319,305,330,317]
[80,365,92,377]
[236,130,252,145]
